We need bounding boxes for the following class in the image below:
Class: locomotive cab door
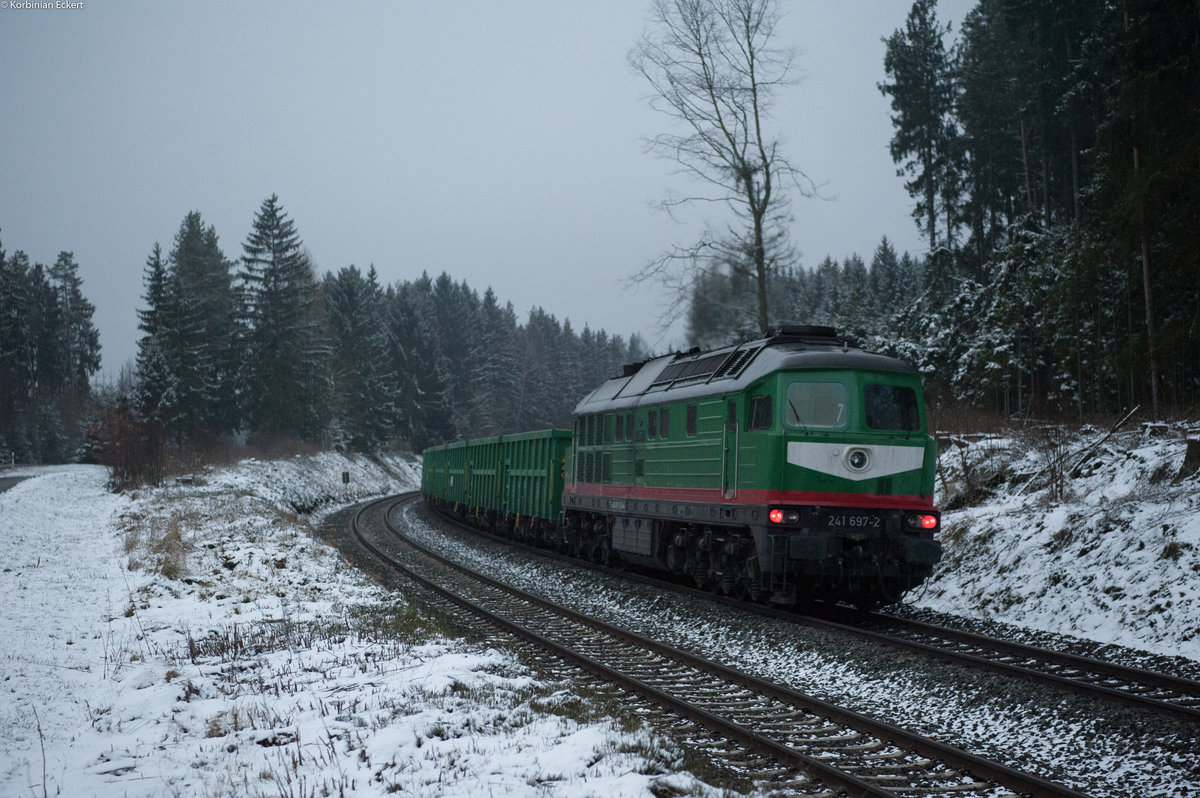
[722,399,738,499]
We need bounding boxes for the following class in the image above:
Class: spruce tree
[49,252,101,400]
[168,212,239,437]
[467,288,519,435]
[239,195,331,443]
[0,246,101,463]
[324,265,397,450]
[386,275,451,448]
[135,244,176,431]
[880,0,960,253]
[132,214,239,444]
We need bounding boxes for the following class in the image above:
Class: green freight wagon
[423,429,571,540]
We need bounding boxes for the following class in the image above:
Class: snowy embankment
[914,424,1200,662]
[0,455,710,798]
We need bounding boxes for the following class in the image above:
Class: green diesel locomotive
[423,326,941,608]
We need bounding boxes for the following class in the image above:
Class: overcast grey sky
[1,0,973,378]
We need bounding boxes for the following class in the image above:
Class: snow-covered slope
[913,425,1200,662]
[0,455,715,798]
[2,425,1196,797]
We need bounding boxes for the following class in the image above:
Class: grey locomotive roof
[573,328,916,415]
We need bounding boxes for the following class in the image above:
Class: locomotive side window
[659,407,670,438]
[865,384,921,431]
[785,382,847,429]
[625,413,634,441]
[648,408,658,439]
[686,404,698,436]
[748,395,773,430]
[615,414,624,442]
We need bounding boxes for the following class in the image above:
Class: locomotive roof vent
[767,324,859,349]
[770,324,836,338]
[709,344,762,380]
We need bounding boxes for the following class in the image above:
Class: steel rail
[384,495,1092,798]
[352,494,891,798]
[852,611,1200,724]
[452,501,1200,727]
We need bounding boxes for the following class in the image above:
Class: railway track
[355,493,1090,798]
[593,552,1200,727]
[818,610,1200,726]
[430,498,1200,730]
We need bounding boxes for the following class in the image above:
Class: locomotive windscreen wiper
[787,396,808,434]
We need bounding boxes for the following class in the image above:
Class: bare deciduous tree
[630,0,809,335]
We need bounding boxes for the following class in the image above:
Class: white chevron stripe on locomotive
[786,442,926,482]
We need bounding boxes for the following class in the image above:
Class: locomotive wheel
[684,548,711,590]
[592,537,609,565]
[740,557,765,602]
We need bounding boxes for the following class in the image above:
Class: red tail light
[905,512,940,531]
[769,508,785,524]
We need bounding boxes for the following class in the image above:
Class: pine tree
[467,288,519,435]
[135,244,176,428]
[324,265,398,450]
[880,0,960,253]
[168,212,240,436]
[239,194,331,443]
[385,275,452,449]
[132,213,239,444]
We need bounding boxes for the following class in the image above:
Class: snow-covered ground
[2,423,1197,797]
[913,424,1200,663]
[0,456,715,798]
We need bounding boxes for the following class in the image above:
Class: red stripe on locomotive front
[564,482,934,511]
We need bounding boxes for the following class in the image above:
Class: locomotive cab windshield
[784,380,847,430]
[782,375,924,435]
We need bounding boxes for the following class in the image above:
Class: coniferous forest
[3,196,645,477]
[111,194,646,482]
[2,0,1197,476]
[0,245,100,464]
[692,0,1199,420]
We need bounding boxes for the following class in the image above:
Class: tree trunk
[754,213,769,334]
[1139,210,1160,417]
[1020,116,1035,212]
[1124,1,1161,418]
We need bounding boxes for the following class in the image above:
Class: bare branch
[629,0,805,335]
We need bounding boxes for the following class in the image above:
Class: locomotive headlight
[845,447,871,472]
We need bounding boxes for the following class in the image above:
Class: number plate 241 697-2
[823,511,881,529]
